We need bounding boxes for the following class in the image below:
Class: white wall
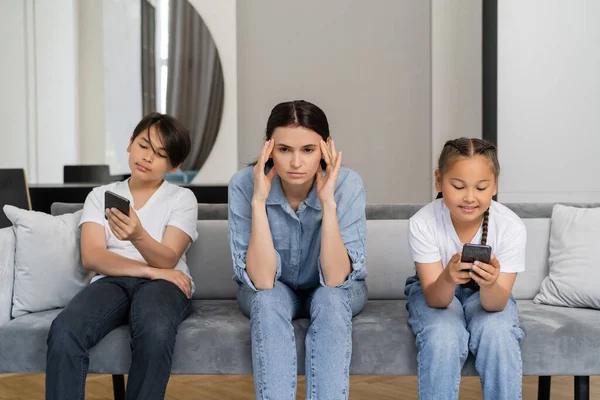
[237,0,433,203]
[78,0,106,165]
[0,1,31,177]
[498,0,600,202]
[2,0,482,193]
[0,0,78,184]
[103,0,143,175]
[189,0,238,185]
[34,0,79,183]
[1,0,138,183]
[431,0,482,196]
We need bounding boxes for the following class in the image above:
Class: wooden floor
[0,374,598,399]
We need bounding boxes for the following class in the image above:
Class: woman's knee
[242,281,296,320]
[309,286,352,324]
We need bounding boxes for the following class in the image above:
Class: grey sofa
[1,202,599,399]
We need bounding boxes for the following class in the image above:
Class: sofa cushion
[0,227,15,325]
[51,202,229,220]
[184,219,417,301]
[534,205,600,309]
[49,203,555,301]
[183,218,553,301]
[2,205,93,318]
[512,219,550,300]
[2,300,599,376]
[187,220,238,299]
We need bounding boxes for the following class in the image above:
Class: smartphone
[461,243,492,264]
[104,190,130,220]
[460,243,492,290]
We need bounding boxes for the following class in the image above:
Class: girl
[405,138,526,399]
[228,100,368,399]
[46,112,198,400]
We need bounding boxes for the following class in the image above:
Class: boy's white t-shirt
[79,179,199,293]
[408,199,526,273]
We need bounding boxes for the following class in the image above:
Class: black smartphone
[460,243,492,290]
[104,190,130,220]
[461,243,492,264]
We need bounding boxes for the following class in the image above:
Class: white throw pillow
[533,204,600,309]
[3,205,93,318]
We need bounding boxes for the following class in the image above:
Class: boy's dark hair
[131,112,191,168]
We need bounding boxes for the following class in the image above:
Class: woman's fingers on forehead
[260,140,269,158]
[319,140,327,155]
[322,144,332,164]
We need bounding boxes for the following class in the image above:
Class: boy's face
[127,125,176,182]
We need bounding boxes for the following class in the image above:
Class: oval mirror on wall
[142,0,224,173]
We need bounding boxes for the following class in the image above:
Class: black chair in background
[63,165,126,183]
[0,169,31,229]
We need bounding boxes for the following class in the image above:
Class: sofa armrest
[0,227,15,326]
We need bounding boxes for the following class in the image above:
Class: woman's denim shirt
[228,166,367,291]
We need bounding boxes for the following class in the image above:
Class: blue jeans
[46,276,191,400]
[404,275,524,400]
[237,279,368,400]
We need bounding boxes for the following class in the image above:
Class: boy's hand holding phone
[106,206,144,242]
[106,206,145,243]
[104,190,145,242]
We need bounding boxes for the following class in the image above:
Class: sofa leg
[574,376,589,400]
[112,374,125,400]
[538,376,551,400]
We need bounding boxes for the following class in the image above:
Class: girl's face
[127,125,176,182]
[435,155,497,225]
[269,126,324,187]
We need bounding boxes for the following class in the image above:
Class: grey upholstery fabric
[51,202,229,220]
[3,207,90,318]
[533,205,600,309]
[513,219,551,300]
[0,201,596,376]
[504,203,600,219]
[0,227,15,325]
[50,203,84,216]
[188,220,237,299]
[366,204,425,220]
[52,202,600,220]
[196,203,228,220]
[2,300,599,376]
[183,217,553,301]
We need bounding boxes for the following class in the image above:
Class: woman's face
[270,126,324,187]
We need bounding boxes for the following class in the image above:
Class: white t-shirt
[408,199,526,273]
[79,179,199,292]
